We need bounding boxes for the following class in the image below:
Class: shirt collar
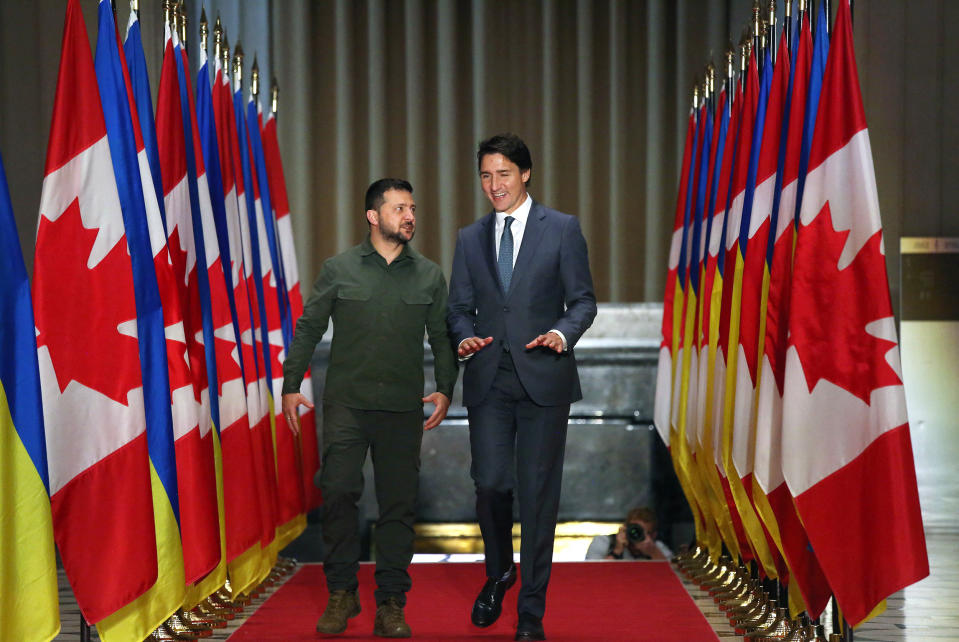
[495,192,533,226]
[360,234,377,256]
[361,233,415,262]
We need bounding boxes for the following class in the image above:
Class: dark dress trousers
[447,200,597,619]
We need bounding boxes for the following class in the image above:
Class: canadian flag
[729,34,791,584]
[213,49,274,595]
[234,71,281,556]
[710,76,753,563]
[261,106,323,511]
[653,109,695,448]
[691,89,731,559]
[753,9,831,618]
[196,40,263,567]
[33,0,157,622]
[718,50,778,576]
[248,96,305,545]
[782,0,928,626]
[698,84,749,561]
[155,23,222,584]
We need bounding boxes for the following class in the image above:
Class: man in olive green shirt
[282,178,457,638]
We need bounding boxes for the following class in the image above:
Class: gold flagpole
[752,1,761,66]
[199,6,208,51]
[178,0,188,52]
[271,79,279,119]
[233,42,244,92]
[251,56,260,99]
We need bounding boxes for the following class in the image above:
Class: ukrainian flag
[0,149,60,641]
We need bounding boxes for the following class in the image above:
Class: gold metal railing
[411,522,622,557]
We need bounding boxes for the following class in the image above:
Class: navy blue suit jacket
[447,200,597,407]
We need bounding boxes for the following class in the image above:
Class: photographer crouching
[585,507,672,561]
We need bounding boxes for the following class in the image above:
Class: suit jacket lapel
[506,201,546,300]
[479,213,503,296]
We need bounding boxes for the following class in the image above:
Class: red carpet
[229,561,718,641]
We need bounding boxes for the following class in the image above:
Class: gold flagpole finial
[213,16,222,62]
[752,1,762,39]
[222,33,231,77]
[692,81,699,110]
[178,0,188,48]
[785,0,791,20]
[725,43,735,107]
[131,0,139,14]
[799,0,807,14]
[251,55,260,98]
[767,1,777,60]
[271,79,279,116]
[199,7,208,51]
[739,27,752,76]
[164,0,175,29]
[233,42,245,89]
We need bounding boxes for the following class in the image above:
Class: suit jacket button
[503,306,509,312]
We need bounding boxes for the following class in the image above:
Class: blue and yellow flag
[0,149,60,641]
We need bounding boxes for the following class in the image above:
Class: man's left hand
[525,330,564,353]
[281,392,314,436]
[422,392,451,430]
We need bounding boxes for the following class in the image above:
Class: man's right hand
[457,336,494,358]
[607,525,627,559]
[281,392,314,436]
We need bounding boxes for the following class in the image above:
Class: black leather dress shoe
[515,613,545,641]
[470,564,517,627]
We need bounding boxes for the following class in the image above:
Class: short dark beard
[383,226,414,245]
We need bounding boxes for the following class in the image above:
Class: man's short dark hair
[477,133,532,185]
[626,507,657,531]
[365,178,413,212]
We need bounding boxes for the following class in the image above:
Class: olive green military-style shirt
[282,235,457,412]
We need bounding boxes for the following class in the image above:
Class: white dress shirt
[493,193,533,267]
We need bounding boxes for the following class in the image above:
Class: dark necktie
[498,216,515,292]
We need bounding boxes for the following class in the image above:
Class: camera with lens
[626,523,645,543]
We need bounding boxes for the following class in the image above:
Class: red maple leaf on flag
[261,271,287,379]
[35,199,142,405]
[268,339,285,385]
[262,270,283,328]
[205,255,245,398]
[154,253,195,393]
[212,328,243,398]
[166,224,209,401]
[788,202,902,404]
[163,321,194,393]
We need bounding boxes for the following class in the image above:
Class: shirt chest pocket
[397,290,433,331]
[334,287,373,326]
[401,291,433,306]
[337,286,372,302]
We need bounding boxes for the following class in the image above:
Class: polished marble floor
[680,509,959,641]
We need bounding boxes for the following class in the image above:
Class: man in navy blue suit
[447,133,597,641]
